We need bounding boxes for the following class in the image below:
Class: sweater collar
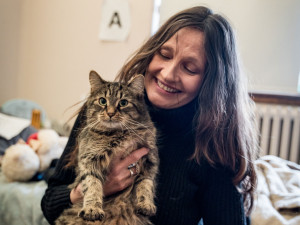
[145,95,198,134]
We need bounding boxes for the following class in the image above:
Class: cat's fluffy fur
[55,71,158,225]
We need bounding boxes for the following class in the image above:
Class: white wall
[1,0,299,126]
[160,0,300,94]
[0,0,153,125]
[0,0,21,104]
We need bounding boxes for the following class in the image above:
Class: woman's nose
[161,61,179,82]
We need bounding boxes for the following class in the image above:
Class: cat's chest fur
[79,128,147,160]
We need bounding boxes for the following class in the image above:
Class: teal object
[1,99,46,123]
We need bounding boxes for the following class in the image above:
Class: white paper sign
[99,0,131,42]
[0,113,30,140]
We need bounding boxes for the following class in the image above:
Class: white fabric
[0,113,30,140]
[0,169,49,225]
[252,155,300,225]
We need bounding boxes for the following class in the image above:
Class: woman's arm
[41,164,75,224]
[41,108,86,224]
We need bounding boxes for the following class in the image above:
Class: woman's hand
[70,183,84,204]
[103,147,149,196]
[69,147,149,204]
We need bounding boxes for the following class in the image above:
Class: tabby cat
[55,71,158,225]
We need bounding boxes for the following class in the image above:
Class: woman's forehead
[163,27,204,49]
[161,27,206,65]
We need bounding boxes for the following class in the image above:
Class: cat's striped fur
[55,71,158,225]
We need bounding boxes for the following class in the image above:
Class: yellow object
[31,109,41,129]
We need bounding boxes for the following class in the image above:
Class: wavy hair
[116,6,259,215]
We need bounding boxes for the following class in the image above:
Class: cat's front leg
[79,174,105,221]
[134,178,157,216]
[134,150,158,216]
[77,143,113,221]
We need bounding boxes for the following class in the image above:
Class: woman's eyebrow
[184,55,204,65]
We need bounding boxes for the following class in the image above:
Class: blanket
[252,155,300,225]
[0,169,49,225]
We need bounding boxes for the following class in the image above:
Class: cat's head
[86,70,148,130]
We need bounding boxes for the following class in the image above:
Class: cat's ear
[127,74,144,94]
[89,70,106,93]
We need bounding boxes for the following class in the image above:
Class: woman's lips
[156,79,180,93]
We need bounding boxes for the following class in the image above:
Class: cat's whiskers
[86,119,101,131]
[118,120,126,133]
[125,118,156,136]
[118,116,138,131]
[123,118,148,128]
[119,121,146,143]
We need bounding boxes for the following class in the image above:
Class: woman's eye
[183,63,199,75]
[185,66,197,74]
[158,50,171,59]
[119,99,128,107]
[99,97,107,106]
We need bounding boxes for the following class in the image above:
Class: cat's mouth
[156,79,180,93]
[102,120,122,129]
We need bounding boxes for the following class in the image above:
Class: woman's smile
[156,78,180,93]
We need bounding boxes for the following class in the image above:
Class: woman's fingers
[120,147,149,168]
[103,147,149,196]
[70,184,84,204]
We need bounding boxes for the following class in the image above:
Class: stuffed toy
[1,129,66,182]
[1,141,40,182]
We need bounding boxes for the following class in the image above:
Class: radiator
[255,103,300,164]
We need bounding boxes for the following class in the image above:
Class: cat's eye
[99,97,107,106]
[119,99,128,107]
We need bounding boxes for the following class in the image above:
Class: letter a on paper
[99,0,130,42]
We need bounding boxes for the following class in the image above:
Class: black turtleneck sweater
[41,98,248,225]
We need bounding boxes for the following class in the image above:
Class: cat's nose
[107,107,116,118]
[107,112,115,118]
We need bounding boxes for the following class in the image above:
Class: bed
[0,95,299,225]
[251,155,300,225]
[0,170,49,225]
[0,112,51,225]
[0,99,69,225]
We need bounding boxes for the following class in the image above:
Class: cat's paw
[135,202,157,216]
[79,206,105,221]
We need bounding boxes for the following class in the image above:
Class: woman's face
[145,27,206,109]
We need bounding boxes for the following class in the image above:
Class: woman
[41,6,258,225]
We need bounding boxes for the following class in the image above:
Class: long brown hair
[116,6,259,215]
